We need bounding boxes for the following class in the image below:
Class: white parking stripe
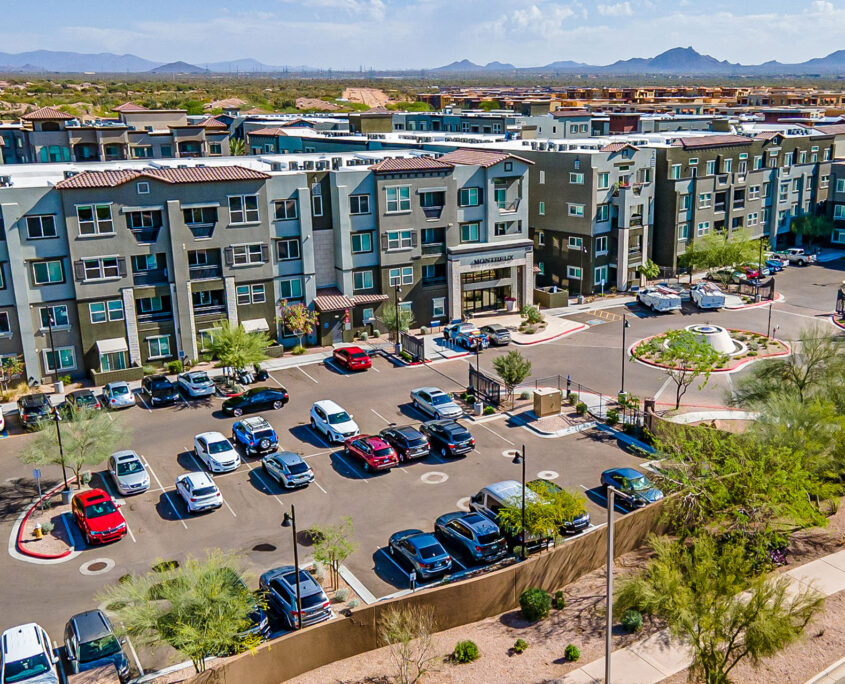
[267,374,284,388]
[314,480,328,494]
[221,497,237,518]
[124,636,144,677]
[241,458,284,507]
[324,359,349,376]
[298,366,319,384]
[136,393,152,413]
[141,456,188,529]
[378,547,409,575]
[475,420,515,446]
[370,408,392,424]
[450,555,466,570]
[333,451,368,482]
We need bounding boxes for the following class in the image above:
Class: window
[44,347,75,372]
[538,262,544,275]
[39,305,69,329]
[568,236,583,250]
[184,206,217,225]
[678,223,689,240]
[208,142,222,155]
[458,187,480,206]
[236,285,251,305]
[420,191,444,208]
[0,311,10,335]
[670,164,681,179]
[276,238,300,261]
[353,270,373,290]
[460,222,480,242]
[389,266,413,286]
[699,193,712,208]
[749,185,761,200]
[422,263,445,284]
[597,172,610,190]
[595,236,608,255]
[312,195,323,217]
[386,230,413,250]
[753,155,763,170]
[821,175,830,188]
[568,203,585,217]
[251,284,266,304]
[538,201,545,216]
[137,182,150,194]
[126,210,161,231]
[567,266,581,280]
[679,194,690,211]
[778,183,789,203]
[351,232,373,254]
[132,254,159,272]
[32,260,64,285]
[385,186,411,213]
[131,146,153,159]
[362,308,375,323]
[706,160,716,176]
[82,257,120,280]
[594,265,608,285]
[504,161,513,171]
[747,212,759,227]
[539,170,545,184]
[569,172,585,184]
[77,204,114,236]
[100,350,127,372]
[536,230,545,246]
[697,221,710,237]
[495,221,520,236]
[161,145,172,157]
[824,147,832,161]
[231,244,264,266]
[349,194,370,214]
[688,158,699,166]
[596,204,610,222]
[147,336,171,359]
[228,195,259,224]
[834,205,845,221]
[279,278,303,299]
[723,158,733,173]
[432,297,445,318]
[26,215,57,239]
[836,179,845,193]
[274,199,298,220]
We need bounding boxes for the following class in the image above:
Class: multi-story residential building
[828,160,845,245]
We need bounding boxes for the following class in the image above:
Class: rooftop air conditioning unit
[288,161,299,170]
[332,157,342,170]
[0,175,12,187]
[531,141,538,150]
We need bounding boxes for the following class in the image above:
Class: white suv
[310,400,360,444]
[175,472,223,514]
[1,623,60,684]
[193,431,241,473]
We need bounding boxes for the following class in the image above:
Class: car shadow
[329,451,385,481]
[248,467,288,497]
[371,548,412,590]
[210,409,235,421]
[155,492,197,522]
[397,403,430,423]
[322,359,351,376]
[173,394,215,412]
[288,424,332,449]
[584,486,630,514]
[176,449,204,473]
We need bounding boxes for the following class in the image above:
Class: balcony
[421,242,445,256]
[422,206,444,220]
[129,228,161,244]
[137,310,172,323]
[194,304,227,317]
[187,224,215,239]
[189,265,222,280]
[133,269,168,287]
[497,198,521,213]
[714,203,726,213]
[629,215,643,227]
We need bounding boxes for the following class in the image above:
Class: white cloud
[810,0,834,13]
[597,2,633,16]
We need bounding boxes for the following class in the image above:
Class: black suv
[141,375,180,406]
[222,387,289,417]
[379,425,430,462]
[419,420,475,458]
[17,393,53,430]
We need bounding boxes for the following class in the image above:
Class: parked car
[141,374,180,406]
[222,387,289,417]
[193,431,241,473]
[0,409,4,433]
[388,529,452,579]
[103,381,136,410]
[443,322,475,341]
[453,328,489,350]
[378,425,430,462]
[469,480,553,553]
[332,346,372,371]
[261,451,314,488]
[177,370,216,398]
[72,489,127,545]
[259,566,332,630]
[419,420,475,458]
[343,435,399,472]
[434,511,508,564]
[231,416,279,455]
[765,258,785,272]
[217,568,270,644]
[64,610,130,681]
[309,399,360,443]
[527,479,591,534]
[636,286,682,313]
[107,450,150,496]
[776,247,817,266]
[601,467,664,508]
[17,393,53,430]
[62,389,101,414]
[689,282,725,310]
[479,323,511,346]
[175,471,222,513]
[409,387,462,420]
[0,623,60,684]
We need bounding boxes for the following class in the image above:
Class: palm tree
[228,138,246,156]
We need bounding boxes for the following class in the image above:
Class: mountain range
[0,47,843,75]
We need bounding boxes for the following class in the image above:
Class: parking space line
[136,393,152,413]
[314,480,328,494]
[180,394,190,408]
[142,456,188,529]
[334,451,368,482]
[370,408,392,424]
[378,547,409,576]
[450,555,466,570]
[303,449,333,458]
[475,420,515,446]
[298,366,319,384]
[323,360,349,377]
[241,459,284,507]
[125,636,144,677]
[580,484,628,514]
[267,374,284,388]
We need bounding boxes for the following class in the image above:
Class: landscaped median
[831,314,845,331]
[14,477,78,560]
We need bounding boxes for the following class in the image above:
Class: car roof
[241,416,272,430]
[75,488,110,504]
[106,381,130,388]
[263,566,322,595]
[338,346,365,354]
[181,471,214,488]
[196,431,228,442]
[313,399,346,413]
[605,467,645,479]
[111,449,140,462]
[1,623,48,659]
[273,451,305,466]
[183,370,209,379]
[413,386,445,395]
[463,512,498,531]
[482,323,506,331]
[361,435,391,448]
[482,480,542,503]
[425,419,462,430]
[19,393,49,406]
[69,610,111,643]
[394,425,423,439]
[147,374,170,382]
[69,389,95,397]
[407,532,439,549]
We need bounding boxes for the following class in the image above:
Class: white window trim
[353,270,374,291]
[276,238,301,262]
[350,194,371,215]
[274,198,299,221]
[39,305,70,331]
[26,215,58,240]
[43,346,76,372]
[227,194,260,225]
[82,256,121,282]
[231,243,265,267]
[385,185,412,214]
[75,203,114,238]
[595,236,608,256]
[279,277,303,300]
[568,203,585,217]
[386,230,413,251]
[146,335,172,360]
[566,266,582,280]
[568,236,583,250]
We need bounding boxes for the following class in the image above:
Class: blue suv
[231,416,279,455]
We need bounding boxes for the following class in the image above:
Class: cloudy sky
[3,0,844,69]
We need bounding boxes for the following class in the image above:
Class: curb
[723,292,784,310]
[16,477,78,560]
[513,322,588,346]
[831,315,845,331]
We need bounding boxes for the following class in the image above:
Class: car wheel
[441,446,448,457]
[363,461,370,472]
[310,418,316,430]
[412,399,419,409]
[388,544,394,555]
[798,259,806,266]
[273,400,282,410]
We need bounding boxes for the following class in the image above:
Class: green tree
[492,350,532,407]
[0,354,24,395]
[380,302,415,340]
[22,407,128,489]
[97,551,262,673]
[496,495,557,550]
[790,214,833,251]
[681,229,760,286]
[310,517,357,589]
[479,99,501,111]
[208,321,270,375]
[638,259,660,280]
[278,300,319,351]
[653,329,727,409]
[378,606,438,684]
[616,535,823,684]
[527,480,589,530]
[228,138,246,156]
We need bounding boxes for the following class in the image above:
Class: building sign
[470,255,514,266]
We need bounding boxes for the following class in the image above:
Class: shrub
[575,402,588,415]
[519,587,551,622]
[359,332,369,342]
[312,562,326,582]
[142,365,157,376]
[399,350,413,362]
[348,598,360,609]
[606,408,620,425]
[199,353,213,363]
[747,351,758,357]
[520,390,531,400]
[39,520,55,534]
[523,325,536,335]
[420,326,429,335]
[512,545,523,559]
[59,375,72,385]
[152,560,180,573]
[333,588,350,603]
[520,304,544,324]
[463,392,475,402]
[166,360,183,374]
[513,638,529,654]
[80,471,92,485]
[568,394,577,406]
[621,609,643,633]
[553,590,566,610]
[372,329,380,337]
[453,640,480,664]
[564,644,581,662]
[483,405,496,415]
[291,345,307,355]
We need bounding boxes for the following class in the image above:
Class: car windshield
[350,352,368,360]
[431,394,452,405]
[74,394,96,406]
[299,592,326,609]
[150,381,172,391]
[407,436,427,447]
[373,447,394,457]
[3,654,51,682]
[84,501,117,518]
[79,634,121,663]
[190,373,211,384]
[110,386,129,396]
[288,462,310,475]
[24,405,49,415]
[252,430,275,440]
[478,532,501,545]
[208,440,233,454]
[418,544,443,559]
[117,460,143,476]
[449,429,471,441]
[328,411,351,425]
[193,486,217,497]
[625,476,652,492]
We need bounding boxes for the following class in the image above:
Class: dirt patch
[296,97,341,112]
[20,489,76,556]
[342,88,391,108]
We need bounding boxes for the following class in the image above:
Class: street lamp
[511,445,527,560]
[605,486,617,684]
[45,311,69,493]
[281,505,302,631]
[620,315,631,396]
[394,283,401,355]
[767,278,776,338]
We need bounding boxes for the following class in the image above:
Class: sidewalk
[561,548,845,684]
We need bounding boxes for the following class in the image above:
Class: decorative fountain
[685,323,745,356]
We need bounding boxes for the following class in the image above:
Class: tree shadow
[0,478,58,523]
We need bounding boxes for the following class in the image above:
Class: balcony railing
[497,198,521,213]
[629,215,643,227]
[422,206,444,220]
[137,310,172,323]
[421,243,445,255]
[129,228,161,244]
[133,270,168,287]
[194,304,226,316]
[714,203,726,213]
[189,265,222,280]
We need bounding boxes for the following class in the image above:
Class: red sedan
[333,346,372,371]
[343,435,399,472]
[71,489,127,544]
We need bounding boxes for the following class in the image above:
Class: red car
[343,435,399,472]
[332,346,372,371]
[71,489,127,544]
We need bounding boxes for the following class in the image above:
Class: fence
[532,374,643,424]
[399,331,425,363]
[469,365,501,405]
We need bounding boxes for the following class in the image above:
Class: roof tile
[438,148,533,168]
[113,102,149,112]
[369,156,454,173]
[673,135,751,149]
[21,106,74,121]
[55,165,270,190]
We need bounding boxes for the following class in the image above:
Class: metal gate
[469,366,501,405]
[400,332,425,363]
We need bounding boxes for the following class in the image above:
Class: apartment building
[828,160,845,245]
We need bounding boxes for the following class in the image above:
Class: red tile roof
[673,135,751,149]
[438,148,533,168]
[352,293,389,305]
[21,106,73,121]
[753,131,781,141]
[247,127,289,137]
[600,142,638,153]
[113,102,149,112]
[55,165,270,189]
[369,156,454,173]
[200,117,228,129]
[812,124,845,136]
[314,288,355,312]
[551,109,592,118]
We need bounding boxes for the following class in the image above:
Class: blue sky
[2,0,844,69]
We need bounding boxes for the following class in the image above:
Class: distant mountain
[149,61,208,74]
[0,50,160,73]
[483,61,517,70]
[203,58,319,73]
[602,47,737,74]
[433,59,486,72]
[540,60,589,71]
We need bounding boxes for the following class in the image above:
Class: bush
[520,390,531,400]
[333,588,350,603]
[564,644,581,662]
[80,471,92,485]
[39,520,55,534]
[142,365,157,376]
[359,332,369,341]
[399,350,413,362]
[520,304,544,324]
[312,562,325,582]
[372,329,380,338]
[483,405,496,415]
[453,640,480,664]
[519,587,551,622]
[606,408,620,425]
[575,402,588,415]
[523,325,536,335]
[291,345,307,355]
[621,609,643,633]
[568,394,577,406]
[59,375,72,385]
[513,638,529,654]
[199,353,213,363]
[420,326,429,335]
[553,590,566,610]
[166,360,183,374]
[348,598,360,609]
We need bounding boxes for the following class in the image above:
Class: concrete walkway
[561,548,845,684]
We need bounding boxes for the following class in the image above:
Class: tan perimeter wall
[189,499,667,684]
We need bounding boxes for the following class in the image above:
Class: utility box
[533,387,561,417]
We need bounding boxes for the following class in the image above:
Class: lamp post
[511,445,527,560]
[281,505,302,631]
[755,237,763,302]
[579,245,587,297]
[605,486,616,684]
[767,277,776,338]
[45,311,69,493]
[620,315,630,396]
[394,283,401,355]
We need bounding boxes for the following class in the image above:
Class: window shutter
[381,234,389,251]
[73,260,85,282]
[117,257,127,278]
[411,231,418,247]
[261,244,270,263]
[224,247,234,267]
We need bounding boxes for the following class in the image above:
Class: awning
[96,338,128,354]
[352,293,389,305]
[242,318,270,333]
[120,205,164,214]
[314,288,354,312]
[180,202,221,209]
